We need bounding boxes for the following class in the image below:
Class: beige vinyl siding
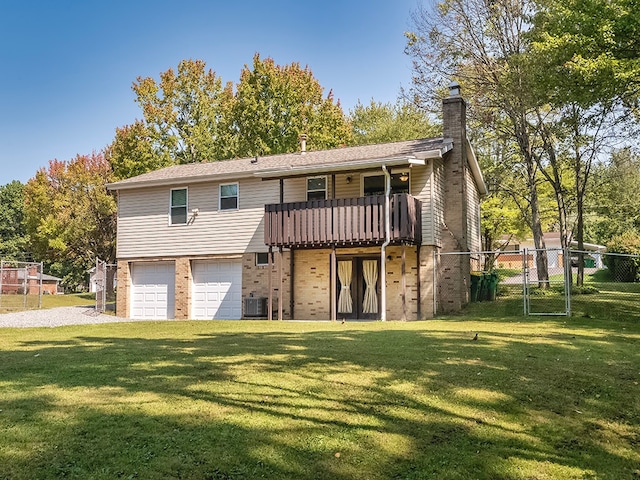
[117,178,280,258]
[466,166,482,252]
[431,158,445,247]
[407,162,435,247]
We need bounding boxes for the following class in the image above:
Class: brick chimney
[439,81,471,312]
[442,81,469,251]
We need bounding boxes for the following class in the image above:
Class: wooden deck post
[330,246,337,321]
[268,246,273,321]
[402,243,407,321]
[278,247,283,321]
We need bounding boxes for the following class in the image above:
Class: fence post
[564,248,572,317]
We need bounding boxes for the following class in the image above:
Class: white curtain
[337,261,353,314]
[362,260,378,314]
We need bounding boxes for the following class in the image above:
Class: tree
[232,54,352,157]
[531,0,640,109]
[528,0,638,283]
[405,0,552,286]
[106,120,170,180]
[586,148,640,243]
[349,100,439,145]
[24,153,116,290]
[132,59,235,164]
[0,181,29,260]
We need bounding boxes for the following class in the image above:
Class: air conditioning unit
[243,296,267,318]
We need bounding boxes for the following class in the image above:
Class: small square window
[170,188,187,225]
[220,183,238,210]
[256,252,270,266]
[307,176,326,201]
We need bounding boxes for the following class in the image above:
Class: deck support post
[330,245,337,321]
[268,246,273,321]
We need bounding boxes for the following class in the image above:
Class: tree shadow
[1,321,638,479]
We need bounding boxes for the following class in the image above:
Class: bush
[605,232,640,282]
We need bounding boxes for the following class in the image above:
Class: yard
[1,312,638,479]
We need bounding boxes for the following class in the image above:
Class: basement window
[256,252,270,266]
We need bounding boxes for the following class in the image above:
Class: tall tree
[531,0,640,109]
[0,181,29,260]
[405,0,552,286]
[349,100,439,145]
[232,54,352,156]
[132,59,235,164]
[106,120,170,180]
[24,153,116,290]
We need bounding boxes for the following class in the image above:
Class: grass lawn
[0,293,95,314]
[1,316,638,479]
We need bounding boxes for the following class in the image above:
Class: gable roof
[107,137,454,191]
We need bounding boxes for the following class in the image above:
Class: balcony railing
[264,193,422,248]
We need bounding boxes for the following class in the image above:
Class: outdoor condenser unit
[243,296,267,317]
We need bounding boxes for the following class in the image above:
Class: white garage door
[192,260,242,319]
[131,262,175,320]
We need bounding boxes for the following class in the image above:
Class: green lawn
[0,293,95,313]
[1,315,638,479]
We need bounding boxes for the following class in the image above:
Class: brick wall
[242,251,291,319]
[115,260,130,318]
[174,257,191,320]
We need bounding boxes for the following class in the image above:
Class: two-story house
[107,85,487,321]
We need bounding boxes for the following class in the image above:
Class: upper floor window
[170,188,188,225]
[220,183,238,210]
[362,172,410,196]
[307,176,327,201]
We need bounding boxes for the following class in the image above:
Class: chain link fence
[436,249,640,318]
[0,260,44,311]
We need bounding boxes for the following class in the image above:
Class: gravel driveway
[0,306,139,328]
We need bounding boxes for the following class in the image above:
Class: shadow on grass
[1,321,639,479]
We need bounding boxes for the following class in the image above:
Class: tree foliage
[586,148,640,242]
[349,100,439,145]
[233,54,352,157]
[115,55,352,179]
[106,120,170,180]
[132,59,235,165]
[531,0,640,108]
[24,153,116,289]
[0,181,29,260]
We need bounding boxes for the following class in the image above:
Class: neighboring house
[0,268,62,295]
[107,85,488,321]
[500,233,606,269]
[88,266,117,293]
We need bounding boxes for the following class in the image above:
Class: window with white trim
[307,176,327,201]
[170,188,188,225]
[220,183,238,210]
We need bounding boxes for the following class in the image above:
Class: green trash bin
[584,257,595,268]
[470,273,482,302]
[486,272,499,301]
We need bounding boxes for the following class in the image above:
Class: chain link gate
[523,248,570,316]
[94,258,116,314]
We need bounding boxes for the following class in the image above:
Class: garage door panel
[192,260,242,320]
[131,262,175,320]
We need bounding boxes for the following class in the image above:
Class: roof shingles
[108,137,449,190]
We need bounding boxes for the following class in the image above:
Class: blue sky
[0,0,421,185]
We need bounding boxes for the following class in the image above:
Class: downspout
[380,164,391,321]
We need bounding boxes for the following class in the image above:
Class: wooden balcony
[264,193,422,248]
